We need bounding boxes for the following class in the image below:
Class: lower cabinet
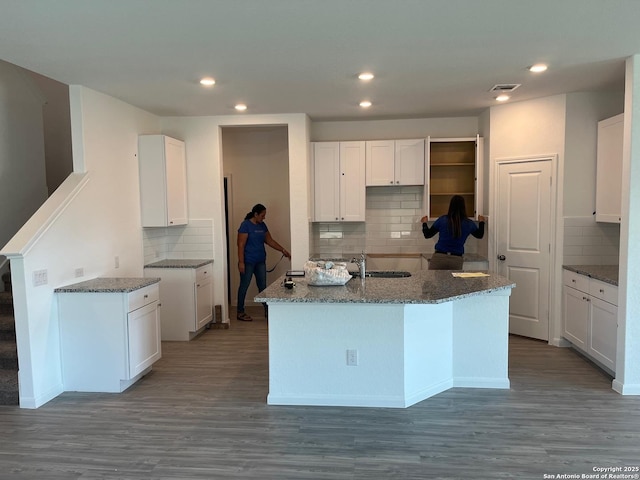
[144,262,213,341]
[57,282,162,392]
[562,269,617,372]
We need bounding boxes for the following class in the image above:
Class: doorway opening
[221,126,291,312]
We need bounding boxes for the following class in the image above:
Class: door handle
[497,255,506,261]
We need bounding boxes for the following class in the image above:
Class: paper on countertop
[451,272,490,278]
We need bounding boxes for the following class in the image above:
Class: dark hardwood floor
[1,306,638,479]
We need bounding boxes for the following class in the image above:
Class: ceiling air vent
[490,84,521,93]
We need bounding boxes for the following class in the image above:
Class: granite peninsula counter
[256,271,515,408]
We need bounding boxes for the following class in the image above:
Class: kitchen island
[256,270,515,408]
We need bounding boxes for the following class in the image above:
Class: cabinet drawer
[563,270,589,292]
[128,284,160,312]
[196,264,212,284]
[589,279,618,305]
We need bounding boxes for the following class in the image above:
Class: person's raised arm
[421,216,438,239]
[471,215,486,239]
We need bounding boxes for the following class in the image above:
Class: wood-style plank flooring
[1,306,639,479]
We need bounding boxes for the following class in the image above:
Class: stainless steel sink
[351,270,412,278]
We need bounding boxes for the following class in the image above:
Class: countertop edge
[55,277,161,293]
[255,283,514,305]
[144,259,214,269]
[563,265,618,286]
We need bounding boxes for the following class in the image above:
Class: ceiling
[0,0,637,121]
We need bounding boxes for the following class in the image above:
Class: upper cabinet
[426,136,483,219]
[312,141,366,222]
[365,139,425,186]
[138,135,188,227]
[596,113,623,223]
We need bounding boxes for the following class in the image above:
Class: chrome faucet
[351,251,366,278]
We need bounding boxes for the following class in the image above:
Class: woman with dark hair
[421,195,485,270]
[236,203,291,321]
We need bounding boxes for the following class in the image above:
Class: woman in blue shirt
[237,203,290,321]
[421,195,485,270]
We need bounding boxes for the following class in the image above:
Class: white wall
[311,117,478,141]
[615,55,640,395]
[0,60,49,250]
[160,114,310,323]
[2,86,159,407]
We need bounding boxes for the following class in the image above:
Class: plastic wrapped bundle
[304,261,352,286]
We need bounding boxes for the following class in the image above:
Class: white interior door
[496,159,552,340]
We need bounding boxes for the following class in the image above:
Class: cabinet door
[365,140,395,186]
[313,142,341,221]
[128,301,161,378]
[195,277,213,330]
[165,136,189,226]
[139,135,188,227]
[596,113,623,223]
[340,141,366,221]
[395,139,425,186]
[589,297,617,371]
[427,138,479,219]
[563,285,589,350]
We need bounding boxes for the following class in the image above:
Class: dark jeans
[237,262,267,313]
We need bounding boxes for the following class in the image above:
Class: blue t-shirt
[238,219,269,264]
[431,216,479,255]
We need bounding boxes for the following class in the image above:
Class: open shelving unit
[427,138,481,219]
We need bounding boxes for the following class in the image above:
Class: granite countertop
[563,265,619,286]
[255,270,514,305]
[55,277,161,293]
[309,253,488,263]
[144,259,213,269]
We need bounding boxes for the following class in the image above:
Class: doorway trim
[490,154,561,345]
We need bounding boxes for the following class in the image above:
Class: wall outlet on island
[114,256,120,269]
[75,268,84,278]
[346,349,358,366]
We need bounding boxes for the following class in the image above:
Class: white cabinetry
[57,281,162,392]
[365,139,425,186]
[144,262,213,341]
[312,141,366,222]
[562,269,617,372]
[138,135,188,227]
[426,137,483,219]
[596,113,623,223]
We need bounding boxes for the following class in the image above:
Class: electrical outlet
[114,256,120,269]
[32,269,48,287]
[75,268,84,278]
[346,349,358,366]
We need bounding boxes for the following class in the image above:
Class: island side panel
[403,303,454,407]
[451,290,511,388]
[268,303,408,408]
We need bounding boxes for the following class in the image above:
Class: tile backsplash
[143,218,214,265]
[311,186,483,257]
[563,216,620,265]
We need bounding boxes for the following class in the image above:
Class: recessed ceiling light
[235,104,247,111]
[496,94,510,102]
[199,77,216,86]
[358,72,374,81]
[529,64,548,73]
[359,100,372,108]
